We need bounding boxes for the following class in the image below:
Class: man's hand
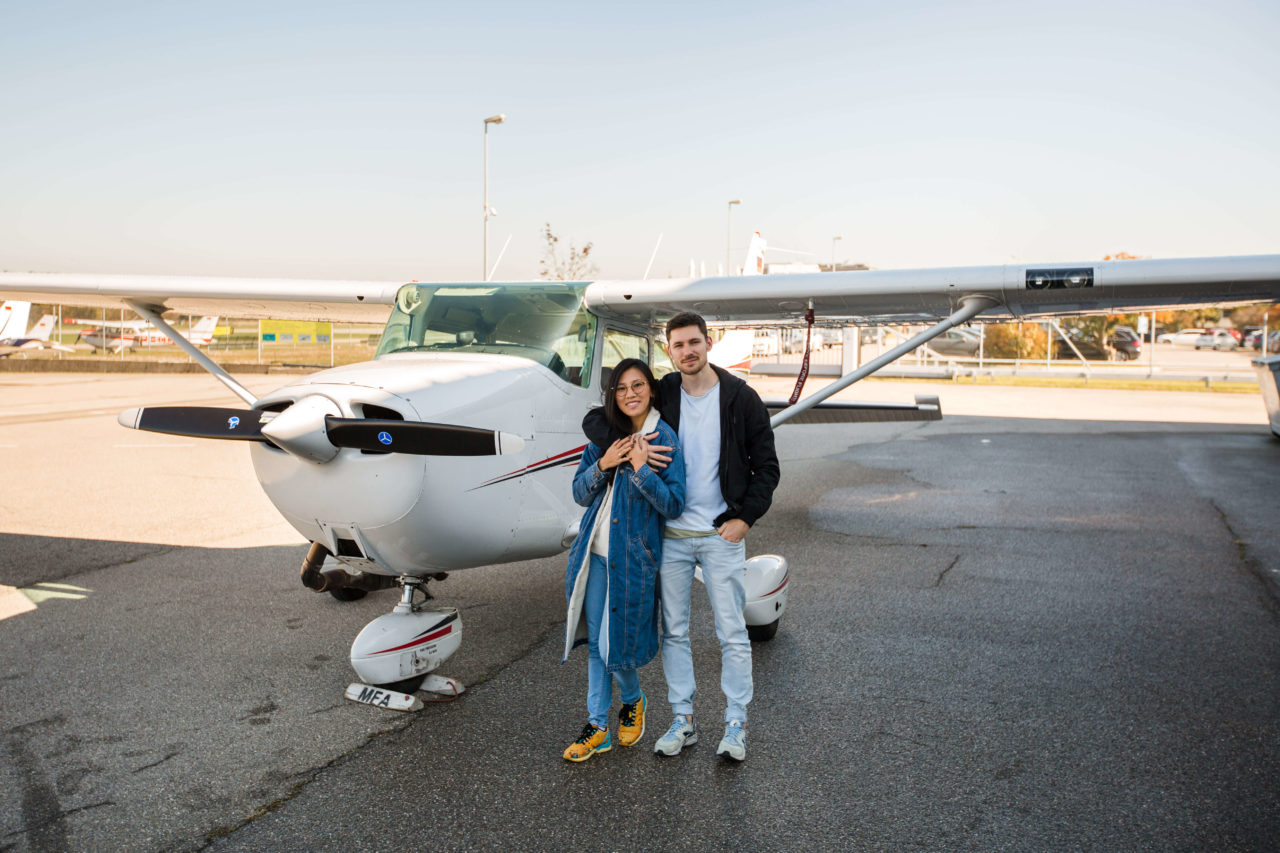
[717,518,750,543]
[640,431,674,471]
[598,437,633,471]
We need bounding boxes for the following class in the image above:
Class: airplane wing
[0,273,404,323]
[583,254,1280,325]
[64,317,152,331]
[2,255,1277,326]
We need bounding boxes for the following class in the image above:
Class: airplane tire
[747,619,779,642]
[379,674,426,694]
[328,587,368,602]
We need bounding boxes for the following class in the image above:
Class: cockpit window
[376,282,597,387]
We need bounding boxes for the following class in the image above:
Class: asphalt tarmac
[2,373,1278,852]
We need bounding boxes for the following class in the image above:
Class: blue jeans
[585,553,640,729]
[659,535,752,723]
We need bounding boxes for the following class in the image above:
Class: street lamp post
[727,199,742,275]
[831,235,843,272]
[483,113,506,279]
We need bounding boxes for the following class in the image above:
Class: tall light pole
[831,235,843,272]
[727,199,742,275]
[483,113,506,279]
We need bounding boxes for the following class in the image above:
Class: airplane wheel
[328,587,368,602]
[378,674,426,693]
[747,619,779,642]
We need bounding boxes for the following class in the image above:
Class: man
[583,312,779,761]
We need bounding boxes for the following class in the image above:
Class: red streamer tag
[788,308,816,406]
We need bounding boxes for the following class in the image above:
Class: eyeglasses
[614,380,649,397]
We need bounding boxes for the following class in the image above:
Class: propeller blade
[324,417,525,456]
[118,406,269,440]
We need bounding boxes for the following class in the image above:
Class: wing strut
[770,295,998,429]
[125,301,258,406]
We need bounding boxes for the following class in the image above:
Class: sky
[1,0,1278,283]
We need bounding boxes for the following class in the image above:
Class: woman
[561,358,685,762]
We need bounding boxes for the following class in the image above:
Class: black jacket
[583,365,780,528]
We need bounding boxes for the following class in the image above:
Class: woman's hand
[598,437,633,471]
[626,434,651,471]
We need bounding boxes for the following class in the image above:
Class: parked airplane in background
[72,315,219,353]
[1,253,1277,709]
[0,300,31,339]
[0,302,74,357]
[708,328,754,373]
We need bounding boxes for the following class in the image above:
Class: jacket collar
[639,406,661,435]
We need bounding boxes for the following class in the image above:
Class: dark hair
[602,358,661,437]
[665,311,707,341]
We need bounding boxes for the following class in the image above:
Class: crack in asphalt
[132,750,182,774]
[1210,500,1280,614]
[934,554,961,588]
[0,800,116,843]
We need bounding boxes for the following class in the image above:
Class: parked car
[780,328,833,353]
[1053,328,1142,361]
[1163,328,1212,346]
[1255,330,1280,353]
[1194,329,1238,351]
[928,328,982,357]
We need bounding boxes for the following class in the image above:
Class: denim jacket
[562,414,685,670]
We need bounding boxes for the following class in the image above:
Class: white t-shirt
[668,382,727,533]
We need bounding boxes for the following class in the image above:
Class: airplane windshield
[376,282,597,387]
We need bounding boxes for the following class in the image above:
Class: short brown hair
[665,311,707,340]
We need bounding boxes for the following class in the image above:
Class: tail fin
[708,329,754,373]
[188,316,219,344]
[741,232,767,276]
[26,314,57,341]
[0,301,32,339]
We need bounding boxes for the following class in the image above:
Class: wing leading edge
[0,272,405,323]
[583,254,1280,325]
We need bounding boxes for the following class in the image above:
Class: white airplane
[0,302,75,357]
[2,254,1278,709]
[72,314,219,353]
[707,328,754,373]
[0,299,30,338]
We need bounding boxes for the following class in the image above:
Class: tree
[538,223,598,281]
[982,322,1047,359]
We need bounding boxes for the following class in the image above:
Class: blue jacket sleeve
[572,443,610,508]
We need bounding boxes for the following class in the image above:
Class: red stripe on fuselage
[479,443,587,486]
[372,624,453,655]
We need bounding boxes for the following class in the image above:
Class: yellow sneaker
[563,723,612,762]
[617,691,646,747]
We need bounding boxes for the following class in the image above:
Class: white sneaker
[653,716,698,756]
[716,720,746,762]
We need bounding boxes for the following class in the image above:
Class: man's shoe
[653,716,698,756]
[563,723,612,762]
[617,691,646,747]
[716,721,746,762]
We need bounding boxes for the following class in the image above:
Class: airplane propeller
[118,401,526,462]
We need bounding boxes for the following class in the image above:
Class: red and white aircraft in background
[69,314,219,353]
[0,301,75,357]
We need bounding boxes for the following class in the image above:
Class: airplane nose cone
[260,395,342,463]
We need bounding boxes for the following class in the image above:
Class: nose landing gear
[344,574,465,712]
